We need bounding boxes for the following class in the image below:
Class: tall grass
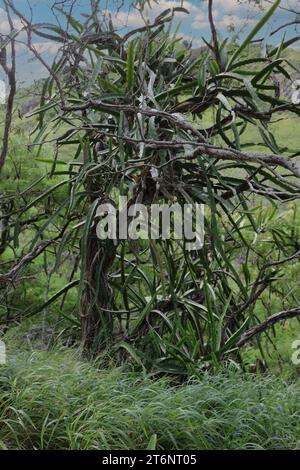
[0,347,299,450]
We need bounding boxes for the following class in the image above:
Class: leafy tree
[1,0,300,373]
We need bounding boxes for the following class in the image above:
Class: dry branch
[0,4,16,172]
[238,307,300,347]
[0,239,56,285]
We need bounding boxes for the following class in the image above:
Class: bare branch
[3,0,65,106]
[237,307,300,347]
[208,0,221,68]
[90,130,300,180]
[0,239,56,285]
[0,4,17,172]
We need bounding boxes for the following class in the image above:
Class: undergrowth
[0,345,299,450]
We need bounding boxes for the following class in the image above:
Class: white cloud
[216,0,300,11]
[0,7,60,83]
[30,42,60,55]
[15,41,60,54]
[0,7,23,34]
[269,0,300,9]
[106,1,200,30]
[178,32,203,47]
[219,13,255,27]
[108,10,145,29]
[213,0,244,8]
[11,41,60,85]
[193,11,255,30]
[108,1,257,34]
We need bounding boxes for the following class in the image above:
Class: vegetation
[1,343,300,450]
[0,0,300,451]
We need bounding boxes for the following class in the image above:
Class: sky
[0,0,300,85]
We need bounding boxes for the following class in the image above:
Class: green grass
[0,344,300,450]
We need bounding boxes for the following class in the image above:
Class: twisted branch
[238,307,300,347]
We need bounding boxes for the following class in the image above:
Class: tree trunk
[80,223,116,355]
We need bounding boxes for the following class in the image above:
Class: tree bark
[80,232,116,355]
[237,307,300,348]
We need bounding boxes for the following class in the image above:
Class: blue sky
[0,0,299,84]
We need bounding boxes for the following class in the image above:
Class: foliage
[0,1,300,375]
[0,344,300,450]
